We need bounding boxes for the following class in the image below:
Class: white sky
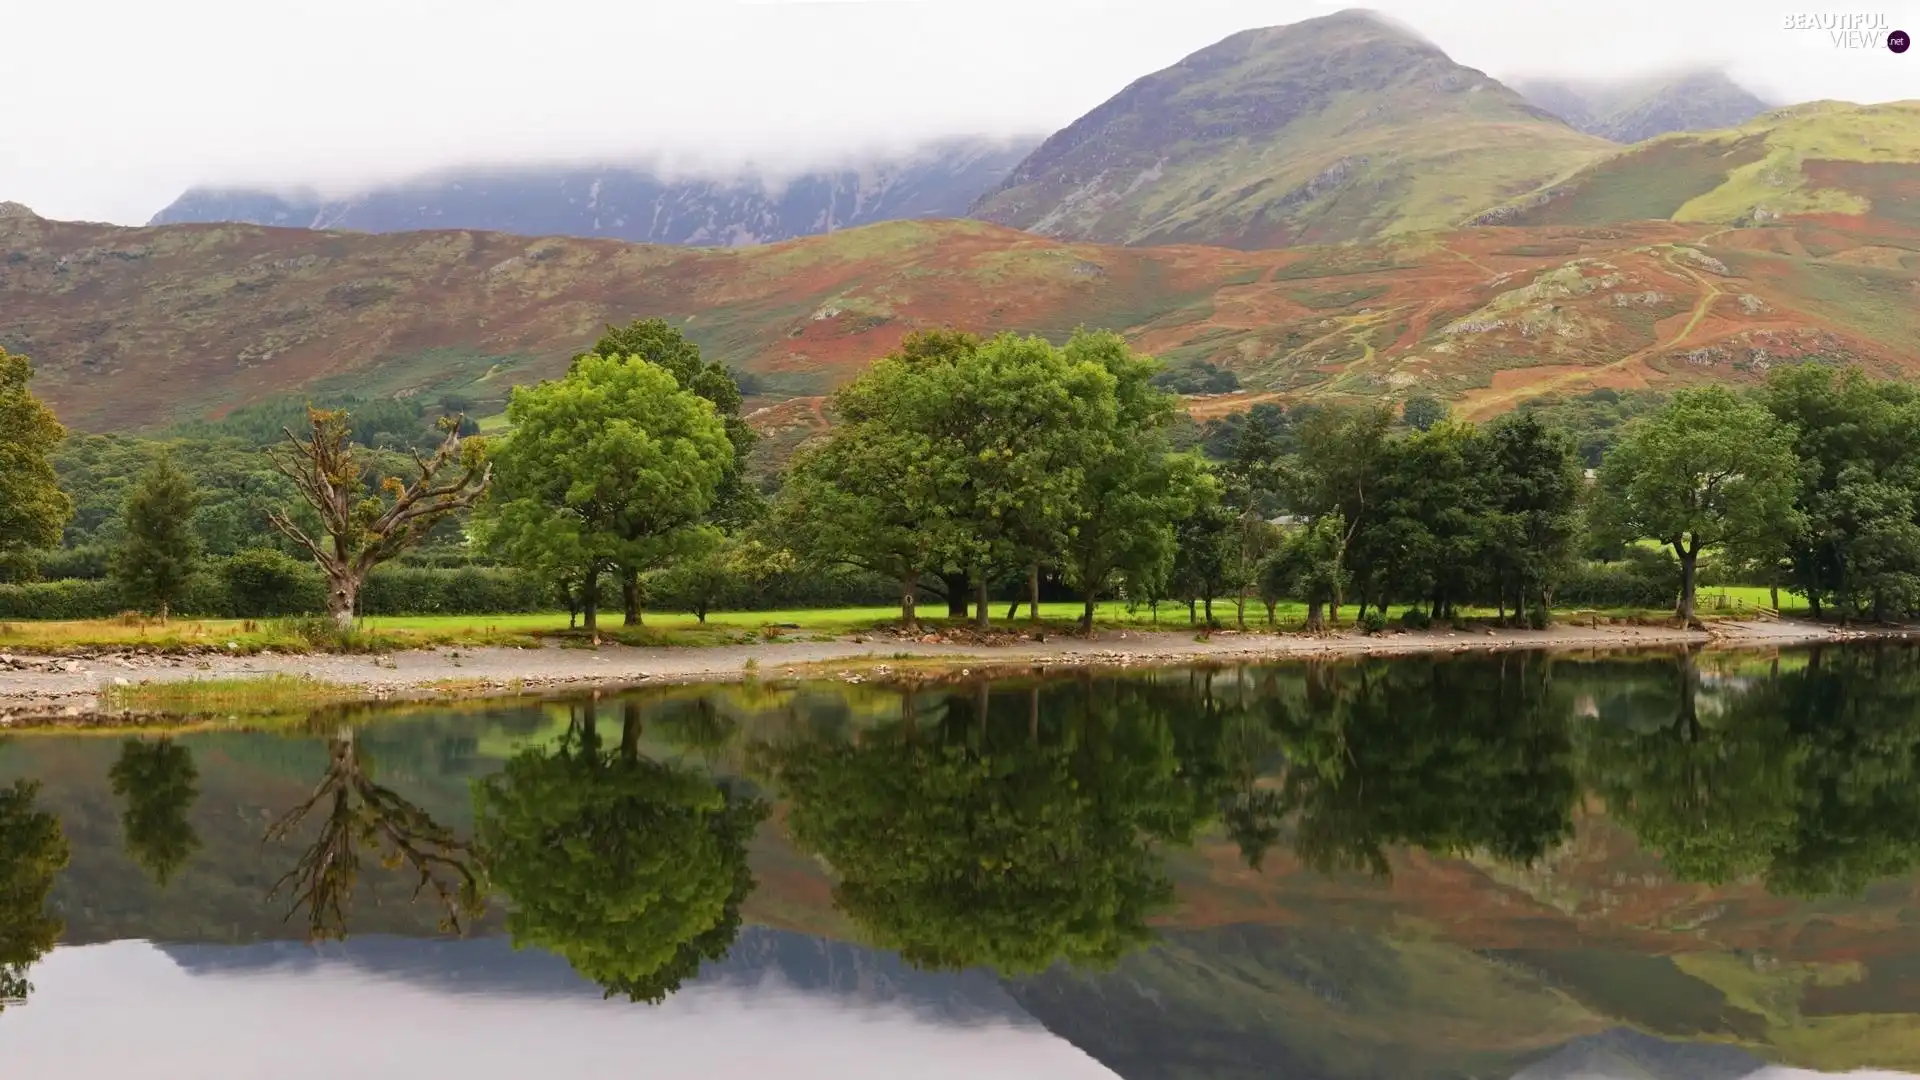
[8,0,1920,225]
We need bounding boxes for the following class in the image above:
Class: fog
[8,0,1919,225]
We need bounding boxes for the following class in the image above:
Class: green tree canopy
[1596,386,1802,624]
[109,737,202,888]
[0,778,69,1010]
[578,319,759,527]
[0,348,73,580]
[474,704,767,1002]
[480,355,733,634]
[111,452,202,620]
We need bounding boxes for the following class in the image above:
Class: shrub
[221,548,322,618]
[1526,605,1550,630]
[1359,610,1388,634]
[1399,608,1432,630]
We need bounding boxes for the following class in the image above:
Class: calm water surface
[4,646,1920,1079]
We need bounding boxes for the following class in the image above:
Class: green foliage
[0,778,69,1010]
[0,349,73,581]
[111,452,202,618]
[174,394,443,452]
[220,548,313,617]
[578,318,760,528]
[1400,394,1447,432]
[479,354,733,633]
[1762,364,1920,622]
[1517,387,1668,468]
[1358,610,1388,634]
[1597,386,1802,622]
[109,738,201,888]
[1149,359,1241,394]
[1399,608,1431,630]
[52,432,316,560]
[473,704,767,1002]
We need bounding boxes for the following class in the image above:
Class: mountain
[1470,100,1920,230]
[1512,71,1772,144]
[5,208,1919,435]
[149,136,1040,247]
[968,9,1612,248]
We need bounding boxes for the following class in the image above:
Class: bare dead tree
[268,408,490,628]
[265,729,484,941]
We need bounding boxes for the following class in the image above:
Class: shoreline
[2,617,1910,727]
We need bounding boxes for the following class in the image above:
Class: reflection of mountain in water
[157,928,1032,1027]
[1511,1028,1760,1080]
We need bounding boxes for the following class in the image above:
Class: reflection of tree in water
[266,724,483,941]
[473,701,766,1003]
[1268,655,1579,876]
[0,777,68,1010]
[110,737,202,888]
[753,679,1227,977]
[1586,645,1920,897]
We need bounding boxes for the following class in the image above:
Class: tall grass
[99,674,360,715]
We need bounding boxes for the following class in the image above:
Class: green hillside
[1478,100,1920,229]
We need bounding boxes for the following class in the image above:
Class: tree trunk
[975,574,990,631]
[1677,545,1699,626]
[582,566,600,637]
[1006,595,1022,620]
[1770,582,1780,613]
[943,572,970,619]
[900,571,919,629]
[695,600,708,624]
[1081,595,1096,635]
[1265,600,1277,626]
[1029,564,1041,621]
[621,570,643,626]
[1305,599,1324,632]
[1203,592,1215,627]
[1186,599,1196,625]
[327,572,359,631]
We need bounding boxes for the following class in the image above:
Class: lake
[3,645,1920,1079]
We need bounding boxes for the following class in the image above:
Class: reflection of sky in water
[1,941,1120,1080]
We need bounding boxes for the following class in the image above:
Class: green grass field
[0,587,1805,654]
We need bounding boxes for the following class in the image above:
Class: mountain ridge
[149,136,1042,248]
[1512,70,1774,144]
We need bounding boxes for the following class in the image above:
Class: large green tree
[576,319,761,620]
[480,355,733,636]
[474,703,766,1002]
[109,737,202,888]
[0,777,69,1010]
[1763,365,1920,623]
[0,348,73,580]
[1485,412,1584,623]
[111,453,202,620]
[1054,331,1200,632]
[1596,386,1802,625]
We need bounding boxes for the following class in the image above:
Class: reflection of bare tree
[265,727,483,941]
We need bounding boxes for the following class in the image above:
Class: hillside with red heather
[3,205,1918,434]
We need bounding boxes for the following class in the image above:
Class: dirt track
[0,617,1901,722]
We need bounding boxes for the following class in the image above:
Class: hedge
[0,561,553,621]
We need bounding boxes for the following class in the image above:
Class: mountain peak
[0,201,39,221]
[971,14,1608,248]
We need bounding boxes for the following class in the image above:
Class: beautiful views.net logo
[1781,11,1912,50]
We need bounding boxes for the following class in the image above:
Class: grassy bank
[0,589,1800,655]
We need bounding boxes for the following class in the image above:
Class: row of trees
[8,645,1917,1011]
[13,329,1920,631]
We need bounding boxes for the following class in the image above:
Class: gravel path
[0,617,1896,719]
